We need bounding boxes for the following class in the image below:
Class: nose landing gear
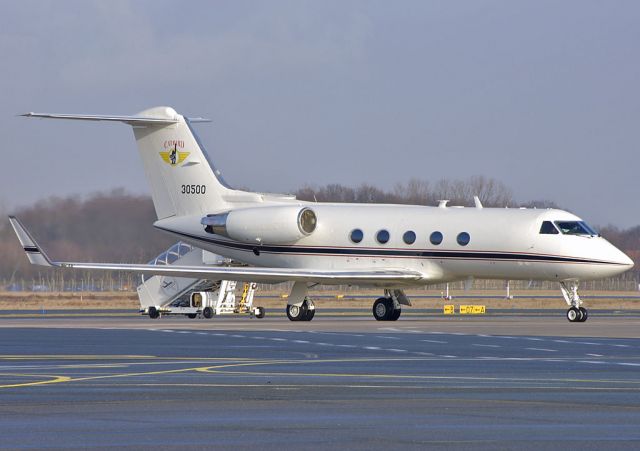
[560,281,588,322]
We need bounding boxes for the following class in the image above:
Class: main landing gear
[372,289,407,321]
[286,298,315,321]
[372,297,401,321]
[560,281,588,323]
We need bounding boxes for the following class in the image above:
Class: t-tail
[21,107,270,219]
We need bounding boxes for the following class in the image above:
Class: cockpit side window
[539,221,559,235]
[555,221,597,236]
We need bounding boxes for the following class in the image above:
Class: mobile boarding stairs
[137,242,265,319]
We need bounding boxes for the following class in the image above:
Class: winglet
[8,216,55,267]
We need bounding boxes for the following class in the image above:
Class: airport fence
[2,272,638,293]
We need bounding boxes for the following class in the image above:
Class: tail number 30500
[181,184,206,194]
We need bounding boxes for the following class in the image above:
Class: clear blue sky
[2,0,639,227]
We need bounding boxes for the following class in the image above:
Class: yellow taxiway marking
[1,355,640,389]
[0,373,72,389]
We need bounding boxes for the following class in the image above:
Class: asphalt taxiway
[1,312,639,449]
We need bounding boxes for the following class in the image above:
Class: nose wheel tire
[203,306,214,319]
[579,307,588,322]
[567,306,588,322]
[373,297,400,321]
[148,307,160,319]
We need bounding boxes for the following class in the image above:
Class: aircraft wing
[9,216,425,286]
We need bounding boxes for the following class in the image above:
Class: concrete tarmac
[0,311,639,449]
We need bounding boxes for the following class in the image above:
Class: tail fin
[22,107,247,219]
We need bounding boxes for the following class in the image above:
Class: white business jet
[10,107,634,322]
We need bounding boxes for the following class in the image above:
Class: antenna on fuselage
[473,196,483,209]
[438,200,449,208]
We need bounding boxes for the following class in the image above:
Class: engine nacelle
[201,206,317,245]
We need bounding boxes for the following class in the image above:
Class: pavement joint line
[525,348,558,352]
[473,344,501,348]
[421,339,447,344]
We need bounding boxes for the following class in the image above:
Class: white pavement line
[387,349,408,352]
[293,340,310,344]
[614,344,630,348]
[336,344,357,348]
[251,336,265,340]
[472,344,501,348]
[316,343,333,346]
[525,347,558,352]
[421,339,447,344]
[578,360,606,364]
[378,327,402,332]
[365,346,381,350]
[618,362,640,367]
[524,337,543,341]
[575,342,601,346]
[429,331,445,334]
[450,332,467,336]
[441,355,457,358]
[270,338,286,341]
[476,334,491,337]
[196,332,208,336]
[159,330,174,333]
[376,336,401,340]
[230,334,245,338]
[415,352,434,356]
[309,331,364,337]
[586,353,604,357]
[176,331,191,334]
[212,333,227,336]
[495,336,517,339]
[553,340,571,343]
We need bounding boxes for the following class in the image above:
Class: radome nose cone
[622,253,634,269]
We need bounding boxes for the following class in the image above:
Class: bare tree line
[0,178,637,290]
[296,176,514,207]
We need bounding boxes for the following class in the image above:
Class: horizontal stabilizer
[20,112,211,125]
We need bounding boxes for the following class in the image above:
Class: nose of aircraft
[611,244,634,272]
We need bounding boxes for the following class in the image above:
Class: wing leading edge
[8,217,425,286]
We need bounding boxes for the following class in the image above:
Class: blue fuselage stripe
[156,228,622,266]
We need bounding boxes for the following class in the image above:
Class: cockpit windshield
[555,221,598,236]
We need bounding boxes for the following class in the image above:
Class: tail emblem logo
[160,142,190,166]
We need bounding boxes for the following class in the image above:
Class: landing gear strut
[286,298,315,321]
[560,281,588,322]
